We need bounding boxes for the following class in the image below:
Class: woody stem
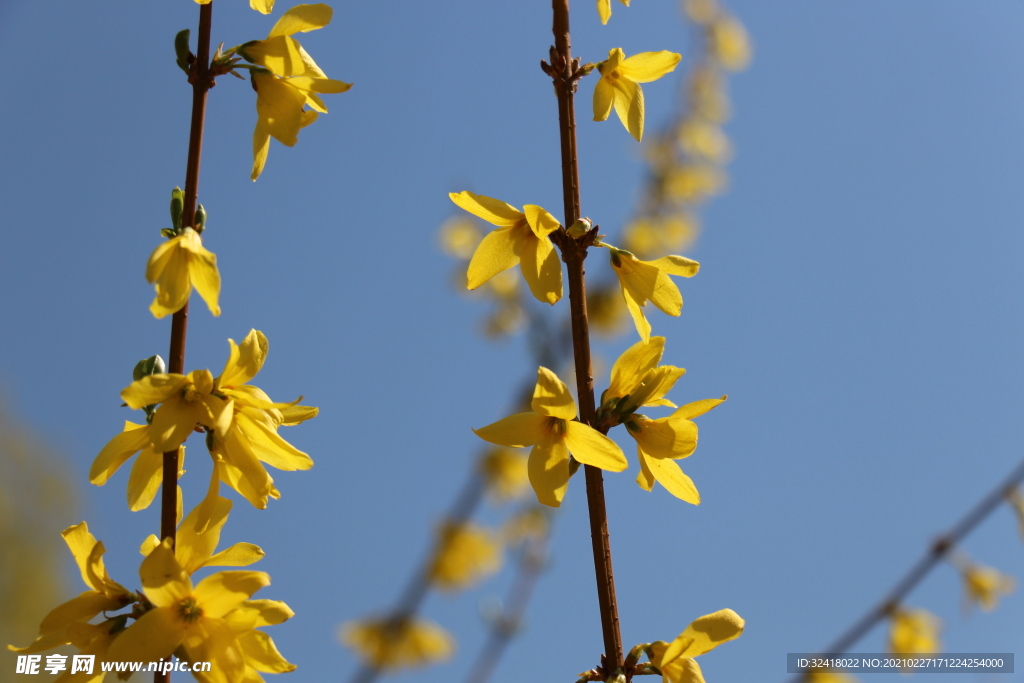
[157,3,213,682]
[549,0,625,674]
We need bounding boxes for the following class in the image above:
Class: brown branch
[157,3,213,682]
[787,454,1024,683]
[546,0,624,675]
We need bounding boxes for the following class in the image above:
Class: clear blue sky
[2,1,1024,681]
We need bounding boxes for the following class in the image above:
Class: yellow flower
[249,70,351,181]
[449,191,563,305]
[107,539,277,681]
[888,607,940,656]
[195,0,274,14]
[474,367,627,507]
[961,563,1014,612]
[478,447,530,502]
[502,507,549,546]
[604,244,699,342]
[665,164,725,203]
[709,16,751,71]
[428,521,502,592]
[200,330,317,514]
[90,421,186,511]
[438,216,483,260]
[805,671,857,683]
[341,617,454,671]
[588,285,630,337]
[677,121,732,163]
[647,608,744,683]
[600,337,725,502]
[9,522,136,655]
[593,48,681,141]
[120,369,232,453]
[146,227,221,319]
[597,0,630,25]
[139,497,265,574]
[622,215,698,261]
[239,4,352,180]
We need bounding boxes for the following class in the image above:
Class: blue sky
[2,1,1024,681]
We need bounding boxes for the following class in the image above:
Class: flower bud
[169,187,184,232]
[132,355,166,382]
[195,203,207,233]
[566,217,593,238]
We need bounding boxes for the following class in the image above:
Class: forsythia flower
[647,608,744,683]
[107,539,283,680]
[195,0,274,14]
[341,617,454,671]
[601,337,725,502]
[478,447,530,502]
[961,563,1015,612]
[604,244,699,342]
[593,48,681,141]
[449,190,563,305]
[474,367,627,507]
[90,421,185,510]
[428,521,502,591]
[9,522,135,655]
[888,607,940,656]
[806,671,858,683]
[139,497,265,574]
[203,329,317,514]
[597,0,629,25]
[121,370,232,453]
[239,4,352,180]
[709,16,752,71]
[146,227,221,319]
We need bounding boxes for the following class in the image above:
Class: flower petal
[522,204,561,238]
[649,254,699,277]
[643,451,700,504]
[672,396,727,420]
[449,191,524,227]
[597,0,611,24]
[127,444,168,511]
[612,76,645,141]
[194,571,271,619]
[474,413,548,448]
[618,50,682,83]
[206,543,266,569]
[531,367,577,419]
[466,226,522,290]
[238,629,296,673]
[593,76,615,122]
[622,283,651,342]
[519,232,563,305]
[90,421,150,486]
[140,541,192,608]
[268,3,332,37]
[664,608,745,661]
[631,414,697,459]
[528,441,572,507]
[605,336,665,402]
[107,607,187,667]
[564,422,628,472]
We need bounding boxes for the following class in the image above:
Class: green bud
[195,203,207,233]
[170,187,184,231]
[605,671,625,683]
[566,217,593,239]
[132,355,166,382]
[160,228,176,239]
[175,29,192,74]
[578,62,596,76]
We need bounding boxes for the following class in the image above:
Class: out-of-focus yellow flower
[888,607,940,656]
[688,67,729,123]
[604,244,699,342]
[108,540,285,680]
[341,617,454,671]
[139,497,265,574]
[146,227,221,319]
[439,216,482,260]
[961,563,1015,612]
[240,5,352,180]
[428,521,502,592]
[677,120,732,163]
[1007,488,1024,541]
[593,48,681,141]
[449,191,563,305]
[502,507,549,546]
[806,671,858,683]
[683,0,719,24]
[478,447,530,502]
[587,285,630,337]
[196,0,273,14]
[665,165,725,203]
[597,0,629,25]
[622,214,699,260]
[474,367,627,507]
[484,302,525,338]
[120,370,232,454]
[9,522,135,655]
[647,608,744,683]
[709,16,751,71]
